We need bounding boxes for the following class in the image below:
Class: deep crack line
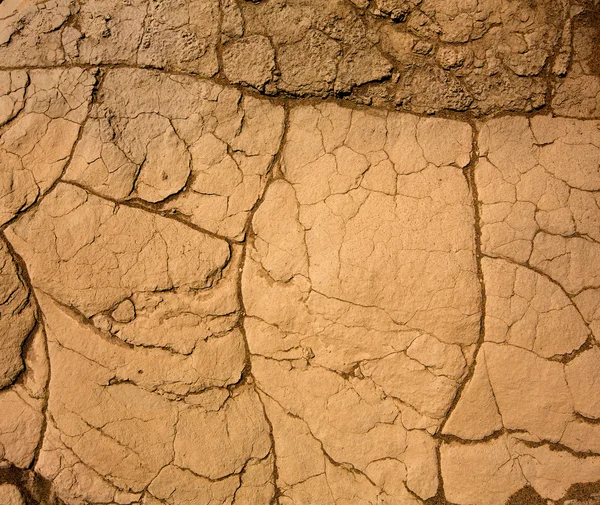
[235,102,290,505]
[439,119,486,436]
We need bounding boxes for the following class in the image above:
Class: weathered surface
[442,434,600,505]
[442,112,600,505]
[552,9,600,119]
[4,180,272,504]
[63,68,285,240]
[0,324,48,469]
[0,68,96,227]
[0,0,220,76]
[0,484,26,505]
[0,236,36,390]
[0,0,598,116]
[476,115,600,341]
[243,103,479,502]
[1,1,600,504]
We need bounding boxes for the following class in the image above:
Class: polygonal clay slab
[243,103,480,502]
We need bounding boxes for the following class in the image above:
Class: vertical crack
[439,119,486,433]
[0,67,104,505]
[234,102,290,505]
[428,119,486,505]
[0,236,55,505]
[2,237,49,472]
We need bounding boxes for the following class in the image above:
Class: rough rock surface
[0,0,599,116]
[0,68,96,227]
[63,68,285,240]
[243,104,478,502]
[1,1,600,505]
[0,484,26,505]
[0,236,36,389]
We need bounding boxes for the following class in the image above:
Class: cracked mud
[1,0,600,504]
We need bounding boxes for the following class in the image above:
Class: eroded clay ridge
[0,0,599,117]
[0,2,600,505]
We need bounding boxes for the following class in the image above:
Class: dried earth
[1,0,600,504]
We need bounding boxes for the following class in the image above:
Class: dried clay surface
[1,1,600,505]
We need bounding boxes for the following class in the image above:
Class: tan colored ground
[1,1,600,504]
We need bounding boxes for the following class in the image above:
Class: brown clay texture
[1,1,600,504]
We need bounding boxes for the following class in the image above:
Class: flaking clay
[1,1,600,504]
